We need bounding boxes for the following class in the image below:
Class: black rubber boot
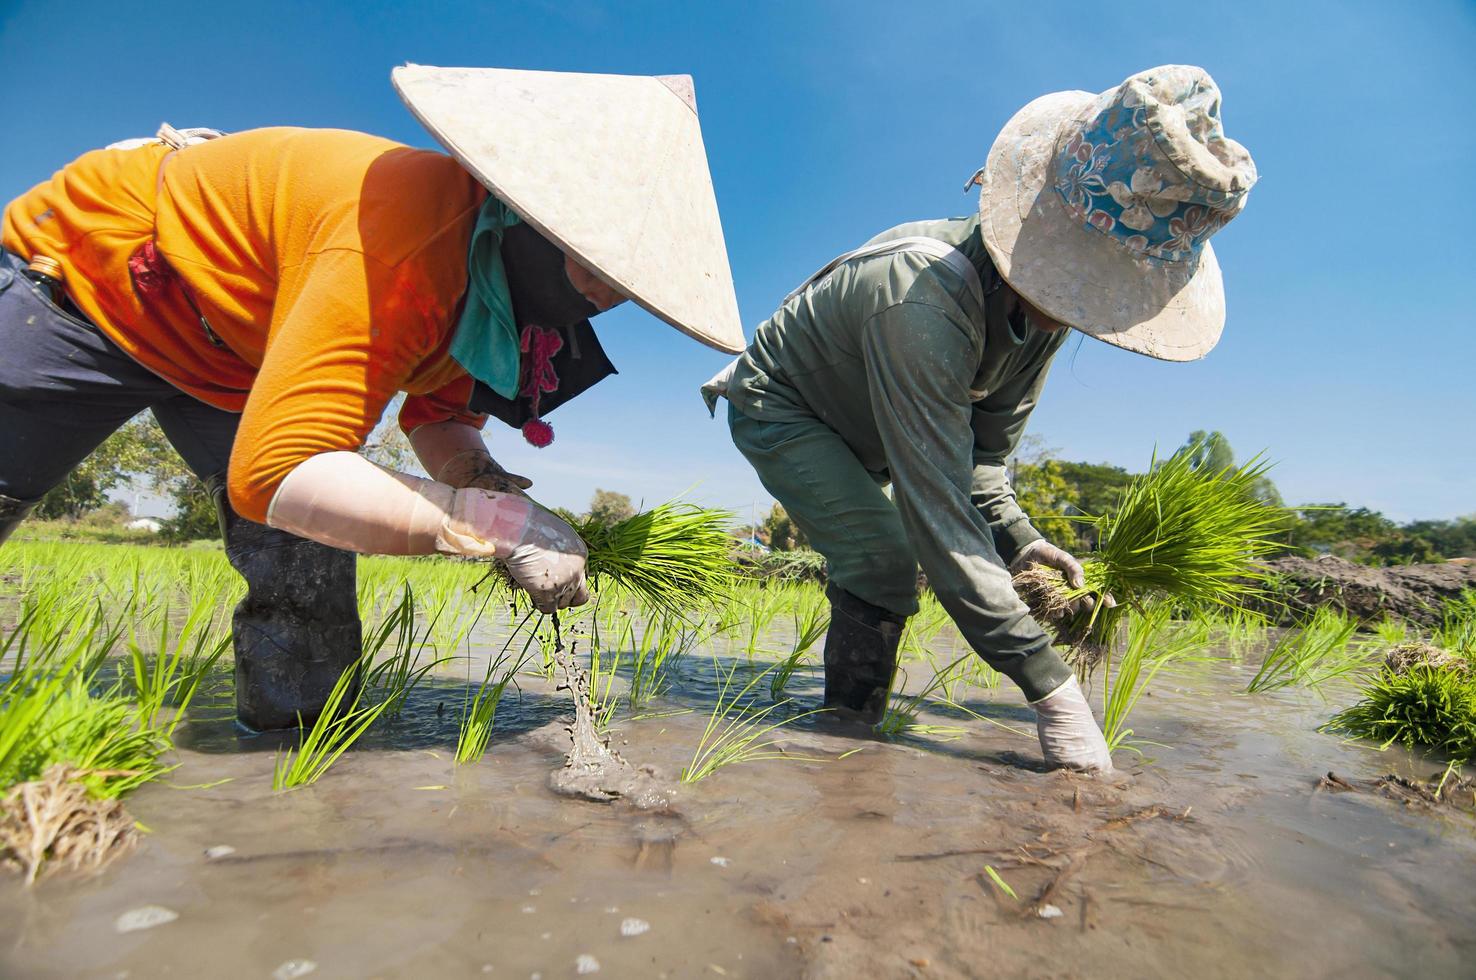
[209,477,362,731]
[822,582,907,726]
[0,492,39,547]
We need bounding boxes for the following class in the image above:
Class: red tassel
[522,418,554,448]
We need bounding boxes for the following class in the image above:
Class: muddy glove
[266,451,587,612]
[437,450,533,497]
[1009,539,1112,615]
[1031,676,1113,772]
[409,420,532,497]
[439,490,589,612]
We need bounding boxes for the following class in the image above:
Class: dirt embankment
[1254,555,1476,627]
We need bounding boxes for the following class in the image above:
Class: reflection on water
[4,634,1475,979]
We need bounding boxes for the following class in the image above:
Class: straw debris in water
[1384,641,1470,677]
[0,764,138,885]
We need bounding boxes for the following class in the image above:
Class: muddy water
[4,635,1475,979]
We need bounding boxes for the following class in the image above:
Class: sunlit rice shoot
[1325,665,1476,763]
[272,665,390,791]
[1245,607,1366,695]
[680,658,824,783]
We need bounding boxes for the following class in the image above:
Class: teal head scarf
[450,196,523,399]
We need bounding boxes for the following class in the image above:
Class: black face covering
[500,221,599,329]
[466,221,618,432]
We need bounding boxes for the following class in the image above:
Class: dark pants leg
[0,249,359,729]
[726,403,912,723]
[150,397,362,731]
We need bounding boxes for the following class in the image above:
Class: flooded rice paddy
[2,546,1475,978]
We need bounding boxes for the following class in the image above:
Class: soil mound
[1255,555,1476,627]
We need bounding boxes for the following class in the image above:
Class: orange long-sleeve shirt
[2,127,488,522]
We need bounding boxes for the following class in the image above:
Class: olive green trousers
[728,402,1071,702]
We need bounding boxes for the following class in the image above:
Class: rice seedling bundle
[1017,443,1291,667]
[1326,665,1476,763]
[573,502,736,618]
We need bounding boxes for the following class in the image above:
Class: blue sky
[3,0,1473,522]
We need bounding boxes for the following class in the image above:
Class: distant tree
[1402,516,1476,560]
[1283,503,1400,561]
[1178,429,1282,505]
[1372,534,1442,565]
[159,480,223,542]
[586,489,636,526]
[762,503,808,551]
[1010,437,1079,548]
[35,413,179,519]
[361,396,420,473]
[551,506,582,526]
[1180,430,1235,473]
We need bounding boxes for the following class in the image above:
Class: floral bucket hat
[970,65,1258,361]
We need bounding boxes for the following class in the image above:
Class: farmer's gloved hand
[439,450,533,498]
[1010,539,1113,615]
[440,491,589,613]
[1031,676,1113,772]
[1010,539,1085,587]
[409,420,533,497]
[266,451,587,612]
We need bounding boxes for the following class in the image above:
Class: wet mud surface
[4,640,1475,978]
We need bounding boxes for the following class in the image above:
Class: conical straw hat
[393,64,745,354]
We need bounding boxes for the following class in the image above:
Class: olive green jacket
[709,215,1069,659]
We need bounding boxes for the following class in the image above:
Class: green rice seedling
[790,584,831,655]
[629,613,696,705]
[879,654,972,737]
[123,595,231,736]
[984,865,1019,901]
[770,590,831,700]
[680,658,824,783]
[1326,666,1476,763]
[361,584,457,717]
[576,502,736,618]
[706,596,745,648]
[938,697,1033,739]
[1436,590,1476,658]
[768,649,808,701]
[738,584,786,661]
[1372,615,1411,647]
[1100,603,1198,754]
[24,680,175,799]
[455,650,527,765]
[0,602,172,801]
[1227,606,1269,640]
[587,641,622,733]
[1084,446,1290,608]
[272,663,390,791]
[1246,607,1365,695]
[959,656,1002,692]
[901,595,952,662]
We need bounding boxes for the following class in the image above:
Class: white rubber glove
[267,451,587,612]
[408,420,533,496]
[1031,676,1113,772]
